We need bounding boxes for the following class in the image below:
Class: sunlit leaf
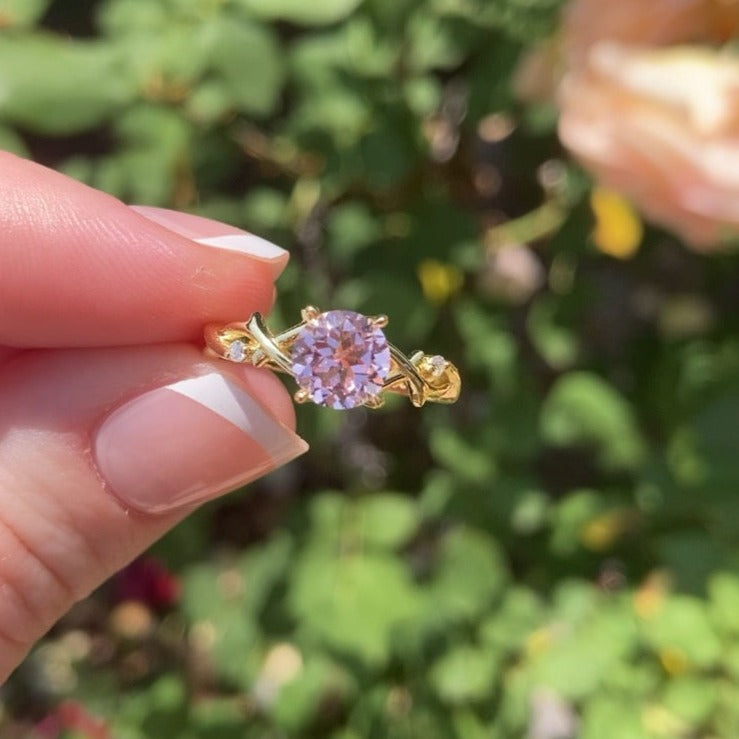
[289,548,421,667]
[540,372,647,471]
[430,645,500,704]
[205,17,284,116]
[0,0,49,27]
[426,527,508,625]
[640,594,722,670]
[236,0,363,25]
[0,34,135,133]
[354,493,420,549]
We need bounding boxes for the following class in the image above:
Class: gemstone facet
[291,310,391,409]
[227,339,247,362]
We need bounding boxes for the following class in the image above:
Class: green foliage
[0,0,50,27]
[540,372,647,471]
[0,34,135,133]
[236,0,364,25]
[3,0,739,737]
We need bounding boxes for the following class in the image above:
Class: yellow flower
[590,187,643,258]
[581,508,636,549]
[418,259,464,304]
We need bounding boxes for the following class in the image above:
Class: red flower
[114,556,180,610]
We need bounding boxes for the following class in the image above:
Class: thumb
[0,346,307,682]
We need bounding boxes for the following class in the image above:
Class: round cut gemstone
[291,310,391,409]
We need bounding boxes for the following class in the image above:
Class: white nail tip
[166,373,298,459]
[196,234,288,260]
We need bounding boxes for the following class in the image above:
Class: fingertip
[233,364,298,434]
[0,156,287,347]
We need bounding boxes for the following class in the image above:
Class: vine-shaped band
[204,307,461,410]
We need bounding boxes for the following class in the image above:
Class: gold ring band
[204,307,460,410]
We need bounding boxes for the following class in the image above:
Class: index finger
[0,152,289,347]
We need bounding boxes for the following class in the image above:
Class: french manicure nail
[194,234,288,261]
[93,373,308,513]
[129,204,289,267]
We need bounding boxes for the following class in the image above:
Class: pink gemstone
[291,310,391,409]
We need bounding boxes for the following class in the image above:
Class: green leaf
[357,111,419,190]
[185,79,233,123]
[527,296,579,370]
[182,563,262,685]
[640,594,722,670]
[406,10,480,72]
[657,531,727,594]
[454,302,519,395]
[452,710,493,739]
[113,675,188,739]
[430,426,497,484]
[303,491,346,551]
[243,188,290,232]
[0,34,135,134]
[662,676,718,726]
[239,532,294,609]
[273,655,355,731]
[83,104,192,203]
[0,124,28,156]
[480,587,544,654]
[580,696,651,739]
[0,0,50,28]
[113,25,209,92]
[290,86,371,148]
[549,489,602,556]
[430,645,500,704]
[98,0,170,35]
[603,661,662,698]
[525,599,638,701]
[180,536,290,686]
[354,493,420,550]
[191,697,248,739]
[709,572,739,636]
[690,389,739,488]
[510,489,550,535]
[433,0,566,41]
[426,527,508,624]
[540,372,646,471]
[235,0,364,25]
[326,201,382,264]
[204,17,285,116]
[288,549,421,668]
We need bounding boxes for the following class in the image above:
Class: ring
[204,307,461,410]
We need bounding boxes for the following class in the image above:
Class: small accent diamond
[428,355,446,378]
[228,340,247,362]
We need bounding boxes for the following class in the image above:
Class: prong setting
[301,306,321,322]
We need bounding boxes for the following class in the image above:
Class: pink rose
[555,0,739,249]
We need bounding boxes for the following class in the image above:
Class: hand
[0,151,308,682]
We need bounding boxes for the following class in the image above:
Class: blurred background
[2,0,739,737]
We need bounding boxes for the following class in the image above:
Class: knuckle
[0,510,85,667]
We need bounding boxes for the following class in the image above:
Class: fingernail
[130,205,289,272]
[194,234,287,260]
[93,372,308,513]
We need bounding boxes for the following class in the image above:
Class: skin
[0,151,299,682]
